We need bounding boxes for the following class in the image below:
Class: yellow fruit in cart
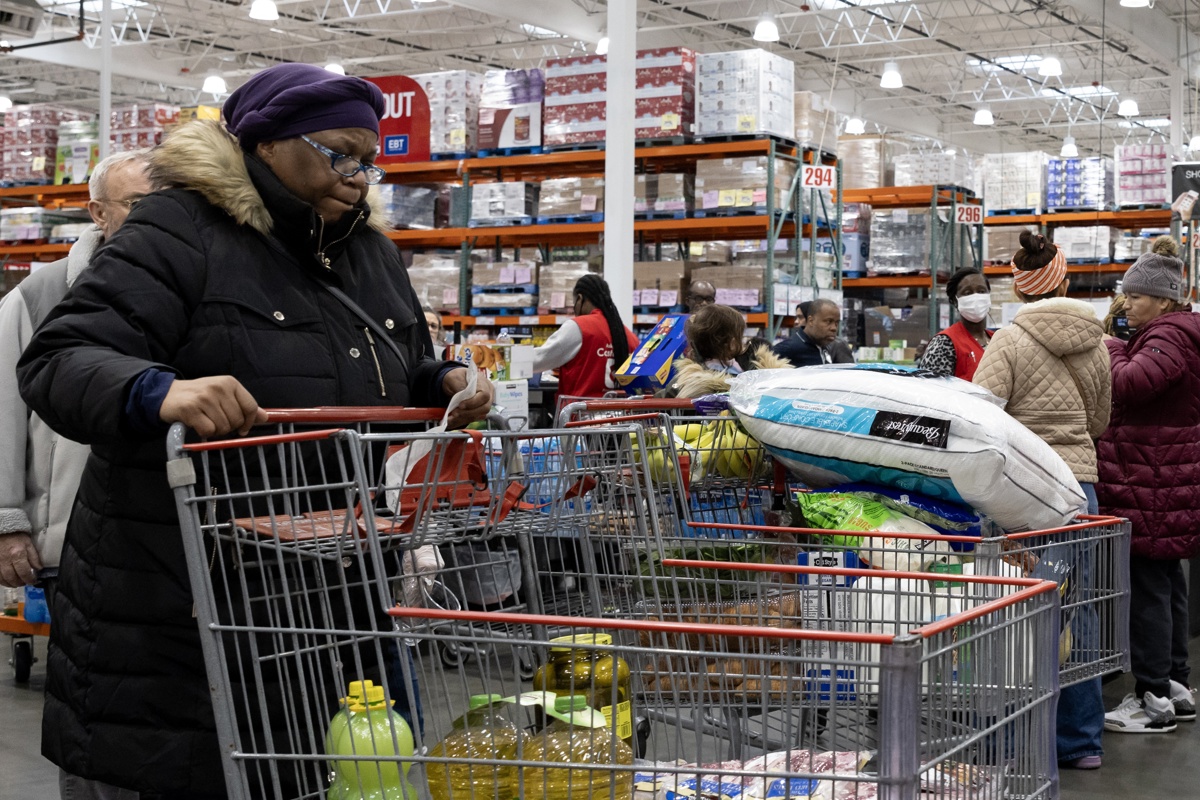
[676,423,706,444]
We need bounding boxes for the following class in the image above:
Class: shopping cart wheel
[11,638,32,683]
[439,641,467,669]
[517,648,536,680]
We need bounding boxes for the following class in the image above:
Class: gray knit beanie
[1121,252,1185,302]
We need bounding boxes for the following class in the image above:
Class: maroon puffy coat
[1096,310,1200,559]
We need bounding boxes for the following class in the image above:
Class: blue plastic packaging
[24,585,50,624]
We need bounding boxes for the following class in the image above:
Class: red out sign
[802,164,836,189]
[363,75,431,164]
[955,204,983,225]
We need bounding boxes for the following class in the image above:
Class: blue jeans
[1056,482,1104,762]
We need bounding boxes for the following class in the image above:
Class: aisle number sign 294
[801,165,836,190]
[955,204,983,225]
[363,75,431,164]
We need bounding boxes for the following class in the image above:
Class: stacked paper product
[893,151,973,188]
[2,104,95,185]
[411,71,483,156]
[1114,234,1154,262]
[1046,157,1113,210]
[1115,143,1169,207]
[538,177,605,219]
[982,151,1047,213]
[696,49,795,139]
[1051,225,1116,262]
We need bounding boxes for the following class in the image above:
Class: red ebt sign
[364,75,431,163]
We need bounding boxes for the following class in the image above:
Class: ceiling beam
[7,39,202,91]
[1052,0,1197,74]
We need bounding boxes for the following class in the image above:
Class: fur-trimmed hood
[150,120,389,237]
[670,346,792,398]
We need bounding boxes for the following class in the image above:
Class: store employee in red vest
[533,274,640,399]
[919,268,994,380]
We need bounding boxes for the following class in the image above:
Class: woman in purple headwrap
[16,64,493,798]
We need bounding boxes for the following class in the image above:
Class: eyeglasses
[300,135,386,185]
[688,293,716,304]
[97,195,145,208]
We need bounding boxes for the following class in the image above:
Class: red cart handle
[259,407,445,424]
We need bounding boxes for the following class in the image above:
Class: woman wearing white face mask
[919,268,993,379]
[973,230,1112,771]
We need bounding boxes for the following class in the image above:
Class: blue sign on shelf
[384,135,409,156]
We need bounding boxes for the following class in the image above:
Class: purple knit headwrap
[222,63,385,150]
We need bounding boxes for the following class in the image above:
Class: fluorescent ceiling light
[880,61,902,89]
[595,35,609,56]
[1038,57,1062,77]
[753,13,780,43]
[973,107,994,126]
[324,63,345,75]
[1118,117,1170,128]
[248,0,278,20]
[845,117,866,135]
[202,74,227,95]
[1119,0,1151,7]
[1117,98,1140,117]
[0,95,11,112]
[1060,136,1078,157]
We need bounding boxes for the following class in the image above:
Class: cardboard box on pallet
[837,135,892,189]
[469,182,538,223]
[691,265,764,308]
[408,254,461,312]
[411,70,483,156]
[984,224,1038,265]
[537,261,599,312]
[635,173,694,214]
[694,156,797,212]
[982,151,1047,213]
[538,177,605,218]
[632,261,692,307]
[793,91,838,154]
[472,260,539,287]
[1116,143,1170,207]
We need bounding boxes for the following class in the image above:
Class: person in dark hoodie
[16,64,493,798]
[1099,236,1200,736]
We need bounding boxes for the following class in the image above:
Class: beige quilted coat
[973,297,1112,482]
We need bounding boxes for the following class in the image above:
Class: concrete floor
[3,633,1194,799]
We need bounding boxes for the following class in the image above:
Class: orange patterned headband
[1012,247,1067,296]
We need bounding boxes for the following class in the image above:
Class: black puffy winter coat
[16,121,457,794]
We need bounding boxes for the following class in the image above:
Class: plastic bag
[796,491,958,572]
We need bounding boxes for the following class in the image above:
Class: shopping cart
[559,397,783,532]
[684,515,1131,690]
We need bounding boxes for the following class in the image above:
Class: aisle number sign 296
[955,204,983,225]
[801,165,836,190]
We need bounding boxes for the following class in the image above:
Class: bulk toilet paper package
[728,365,1085,532]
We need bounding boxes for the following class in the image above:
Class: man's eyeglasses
[300,135,386,185]
[98,195,145,208]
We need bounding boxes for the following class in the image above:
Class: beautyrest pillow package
[729,365,1084,532]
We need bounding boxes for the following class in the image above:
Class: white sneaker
[1170,680,1196,722]
[1104,692,1177,733]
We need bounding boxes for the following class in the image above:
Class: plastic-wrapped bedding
[729,365,1084,532]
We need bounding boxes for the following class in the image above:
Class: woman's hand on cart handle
[159,376,268,438]
[442,367,494,429]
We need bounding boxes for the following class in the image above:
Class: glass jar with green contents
[532,633,633,747]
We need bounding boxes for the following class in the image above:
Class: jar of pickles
[533,633,633,747]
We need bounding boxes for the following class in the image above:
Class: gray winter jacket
[0,226,100,571]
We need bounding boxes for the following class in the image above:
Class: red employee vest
[940,321,994,381]
[557,309,640,399]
